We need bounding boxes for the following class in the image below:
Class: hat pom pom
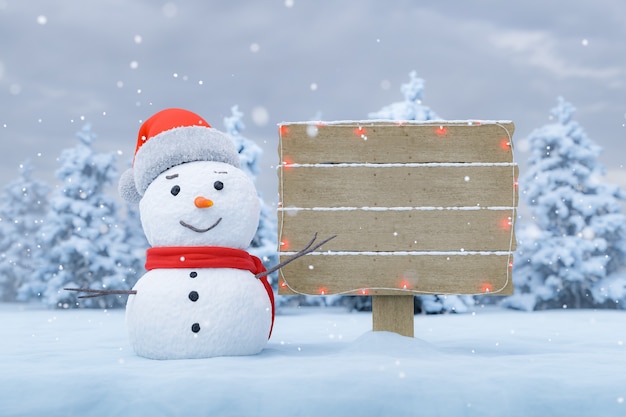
[119,168,142,203]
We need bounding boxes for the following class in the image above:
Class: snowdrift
[0,304,624,417]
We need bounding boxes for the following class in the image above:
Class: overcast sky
[1,0,625,203]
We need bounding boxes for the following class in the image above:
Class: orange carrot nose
[194,196,213,208]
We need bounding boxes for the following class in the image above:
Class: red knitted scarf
[145,246,275,338]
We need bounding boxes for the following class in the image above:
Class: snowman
[65,108,333,359]
[116,108,276,360]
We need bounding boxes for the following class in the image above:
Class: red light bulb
[499,217,512,231]
[282,158,294,170]
[354,126,366,136]
[435,126,447,137]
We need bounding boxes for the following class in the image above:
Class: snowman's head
[139,160,260,249]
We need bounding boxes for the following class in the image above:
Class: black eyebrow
[165,174,179,179]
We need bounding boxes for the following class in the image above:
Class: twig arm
[255,233,336,279]
[64,288,137,299]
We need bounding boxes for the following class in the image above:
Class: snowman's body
[125,160,273,359]
[127,268,272,359]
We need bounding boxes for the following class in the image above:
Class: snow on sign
[277,121,518,336]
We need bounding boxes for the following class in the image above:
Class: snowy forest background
[1,72,625,313]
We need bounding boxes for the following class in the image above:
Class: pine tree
[120,198,148,289]
[369,70,440,121]
[22,125,137,308]
[0,161,49,301]
[505,97,626,310]
[223,106,279,281]
[119,159,149,289]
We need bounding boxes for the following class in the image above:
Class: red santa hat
[119,108,240,203]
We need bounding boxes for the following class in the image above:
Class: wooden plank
[277,254,513,296]
[279,122,515,164]
[279,208,517,252]
[372,295,414,337]
[279,165,519,208]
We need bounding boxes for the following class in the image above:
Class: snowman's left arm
[255,233,336,279]
[63,288,137,298]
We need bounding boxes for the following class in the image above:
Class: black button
[189,271,197,278]
[191,323,200,333]
[188,291,199,302]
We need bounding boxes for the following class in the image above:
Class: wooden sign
[277,121,517,336]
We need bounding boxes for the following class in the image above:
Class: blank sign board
[277,121,517,297]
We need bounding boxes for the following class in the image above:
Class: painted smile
[179,217,222,233]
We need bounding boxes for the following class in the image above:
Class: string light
[499,217,513,231]
[282,158,294,170]
[435,126,447,137]
[279,125,289,137]
[500,139,511,150]
[481,282,493,293]
[354,126,366,136]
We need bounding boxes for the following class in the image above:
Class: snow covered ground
[1,303,625,417]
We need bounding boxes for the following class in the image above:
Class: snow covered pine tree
[26,125,139,308]
[119,191,149,288]
[368,71,474,314]
[505,97,626,310]
[223,106,279,284]
[0,161,49,302]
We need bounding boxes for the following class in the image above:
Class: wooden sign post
[277,121,517,337]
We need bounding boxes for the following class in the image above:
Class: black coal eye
[170,185,180,196]
[213,181,224,191]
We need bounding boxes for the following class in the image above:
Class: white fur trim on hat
[119,167,142,203]
[119,125,240,203]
